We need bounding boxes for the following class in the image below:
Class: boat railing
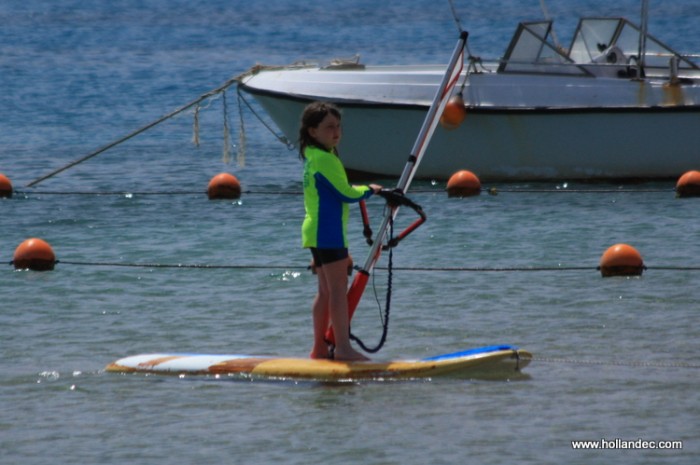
[487,55,700,83]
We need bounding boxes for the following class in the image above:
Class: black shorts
[309,247,349,267]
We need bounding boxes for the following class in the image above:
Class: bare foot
[310,344,332,359]
[310,350,332,359]
[333,347,370,362]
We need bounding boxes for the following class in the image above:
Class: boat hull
[242,85,700,181]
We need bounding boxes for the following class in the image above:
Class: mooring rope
[23,64,294,188]
[222,91,233,164]
[25,75,240,188]
[192,103,201,147]
[236,87,295,150]
[236,89,247,167]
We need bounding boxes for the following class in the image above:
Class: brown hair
[298,101,342,159]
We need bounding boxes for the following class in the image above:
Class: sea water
[1,1,699,464]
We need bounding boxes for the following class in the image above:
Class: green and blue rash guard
[302,146,373,249]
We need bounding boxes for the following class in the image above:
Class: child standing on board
[299,101,381,361]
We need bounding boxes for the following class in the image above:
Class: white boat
[238,17,700,182]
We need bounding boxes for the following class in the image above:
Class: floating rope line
[388,265,700,272]
[487,187,676,194]
[373,265,700,273]
[18,260,699,273]
[12,187,680,197]
[12,189,303,196]
[523,355,700,370]
[55,260,302,270]
[392,265,593,272]
[15,185,680,196]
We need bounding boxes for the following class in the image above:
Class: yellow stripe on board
[104,349,531,381]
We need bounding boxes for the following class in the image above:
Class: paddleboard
[105,345,531,381]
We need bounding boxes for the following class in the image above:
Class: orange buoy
[598,243,644,277]
[675,170,700,197]
[0,173,12,198]
[439,93,467,130]
[446,170,481,197]
[207,173,241,199]
[13,238,56,271]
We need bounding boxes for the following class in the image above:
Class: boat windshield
[499,17,699,79]
[499,21,587,75]
[569,18,699,76]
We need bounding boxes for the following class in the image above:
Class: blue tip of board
[420,345,518,362]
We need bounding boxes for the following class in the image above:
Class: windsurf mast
[330,31,468,343]
[367,30,468,265]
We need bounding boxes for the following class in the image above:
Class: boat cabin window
[499,21,588,76]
